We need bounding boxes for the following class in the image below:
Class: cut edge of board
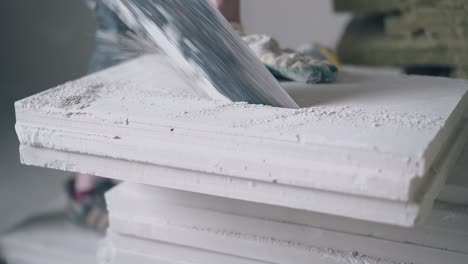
[100,232,270,264]
[17,120,467,227]
[13,109,434,202]
[17,144,419,226]
[14,111,468,205]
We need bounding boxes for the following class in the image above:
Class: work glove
[243,34,339,84]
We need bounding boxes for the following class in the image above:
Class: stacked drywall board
[334,0,468,78]
[14,55,468,263]
[99,176,468,264]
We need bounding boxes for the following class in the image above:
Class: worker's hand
[243,35,339,84]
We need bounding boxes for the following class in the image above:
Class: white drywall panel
[15,55,468,225]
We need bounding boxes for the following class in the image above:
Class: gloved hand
[243,34,339,84]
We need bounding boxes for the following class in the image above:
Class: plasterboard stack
[14,55,468,263]
[98,177,468,264]
[103,119,468,264]
[103,122,468,264]
[334,0,468,78]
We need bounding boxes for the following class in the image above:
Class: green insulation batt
[337,16,468,78]
[453,66,468,79]
[334,0,467,13]
[386,7,468,39]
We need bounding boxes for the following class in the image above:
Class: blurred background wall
[0,0,348,233]
[0,0,95,103]
[0,0,96,233]
[243,0,349,47]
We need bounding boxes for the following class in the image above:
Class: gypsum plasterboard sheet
[105,137,468,254]
[105,230,406,264]
[17,120,468,226]
[15,54,468,224]
[14,53,466,200]
[99,233,270,264]
[101,232,403,264]
[105,183,468,264]
[15,109,468,227]
[106,181,468,255]
[110,119,468,230]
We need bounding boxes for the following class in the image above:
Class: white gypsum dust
[93,30,159,63]
[159,14,227,102]
[102,0,299,108]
